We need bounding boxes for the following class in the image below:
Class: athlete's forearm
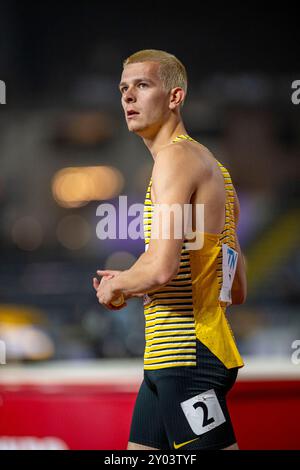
[110,252,175,297]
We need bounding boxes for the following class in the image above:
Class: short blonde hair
[123,49,188,96]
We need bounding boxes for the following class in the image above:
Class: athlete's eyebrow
[119,77,154,89]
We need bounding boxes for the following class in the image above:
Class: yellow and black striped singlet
[143,135,244,371]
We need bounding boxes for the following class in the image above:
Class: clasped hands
[93,270,143,310]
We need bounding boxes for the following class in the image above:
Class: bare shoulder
[155,140,212,178]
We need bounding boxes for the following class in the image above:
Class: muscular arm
[231,188,247,305]
[110,145,198,298]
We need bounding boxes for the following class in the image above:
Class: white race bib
[219,243,238,305]
[180,389,226,435]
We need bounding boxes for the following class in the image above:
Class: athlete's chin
[127,122,146,135]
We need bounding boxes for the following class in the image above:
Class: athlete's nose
[124,87,136,103]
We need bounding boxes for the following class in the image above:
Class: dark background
[0,2,299,363]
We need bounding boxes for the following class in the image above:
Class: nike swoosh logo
[173,437,200,449]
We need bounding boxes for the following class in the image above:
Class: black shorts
[129,340,239,450]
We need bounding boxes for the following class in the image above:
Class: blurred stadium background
[0,2,299,450]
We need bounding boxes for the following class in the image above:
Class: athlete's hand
[96,270,144,300]
[93,272,127,311]
[97,269,122,280]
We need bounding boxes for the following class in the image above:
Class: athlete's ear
[169,87,185,110]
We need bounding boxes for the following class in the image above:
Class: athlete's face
[119,61,171,138]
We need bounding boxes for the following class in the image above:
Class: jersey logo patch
[173,437,200,449]
[219,243,238,305]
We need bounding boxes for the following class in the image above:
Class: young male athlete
[93,49,247,450]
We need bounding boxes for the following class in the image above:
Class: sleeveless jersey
[143,134,244,370]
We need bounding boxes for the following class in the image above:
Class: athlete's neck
[142,118,188,160]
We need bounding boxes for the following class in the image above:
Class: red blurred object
[229,380,300,450]
[0,379,299,449]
